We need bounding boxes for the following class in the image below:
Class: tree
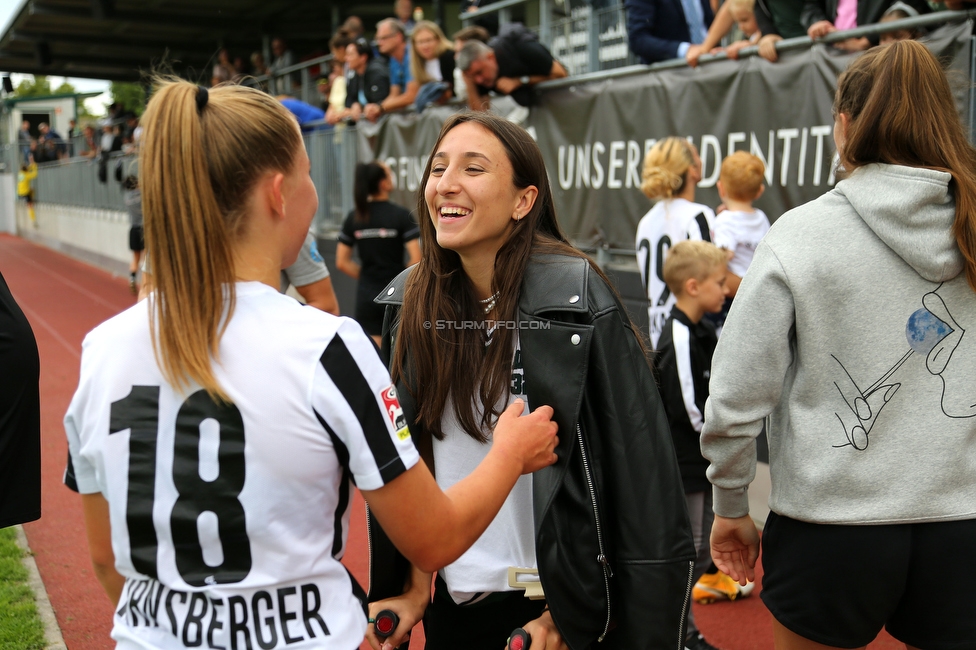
[54,80,77,95]
[13,75,52,97]
[109,81,147,116]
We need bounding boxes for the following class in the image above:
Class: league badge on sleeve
[381,386,411,441]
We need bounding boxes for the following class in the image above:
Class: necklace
[479,291,500,314]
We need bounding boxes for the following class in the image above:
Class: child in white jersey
[63,80,558,650]
[636,137,716,348]
[714,151,771,300]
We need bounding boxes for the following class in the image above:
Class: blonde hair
[663,241,727,295]
[410,20,454,85]
[729,0,756,12]
[140,79,302,400]
[641,137,695,200]
[720,151,765,202]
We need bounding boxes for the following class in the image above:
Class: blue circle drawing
[906,308,952,355]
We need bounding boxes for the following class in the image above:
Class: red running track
[0,233,903,650]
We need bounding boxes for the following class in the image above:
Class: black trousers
[423,576,547,650]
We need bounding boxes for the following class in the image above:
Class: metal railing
[0,143,19,175]
[303,124,359,232]
[462,0,637,76]
[22,126,358,235]
[245,53,334,107]
[32,153,137,211]
[19,7,976,236]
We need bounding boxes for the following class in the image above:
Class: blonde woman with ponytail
[63,79,557,650]
[635,136,715,348]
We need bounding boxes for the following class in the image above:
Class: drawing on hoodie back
[831,283,975,450]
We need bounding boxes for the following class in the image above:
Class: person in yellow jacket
[17,158,37,225]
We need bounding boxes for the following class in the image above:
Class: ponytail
[353,161,387,223]
[140,79,302,399]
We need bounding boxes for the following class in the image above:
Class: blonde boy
[715,151,771,298]
[655,241,743,648]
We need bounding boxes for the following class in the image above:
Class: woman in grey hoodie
[701,40,976,650]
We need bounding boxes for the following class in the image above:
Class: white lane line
[17,301,81,360]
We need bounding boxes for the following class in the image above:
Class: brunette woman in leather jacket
[365,112,696,650]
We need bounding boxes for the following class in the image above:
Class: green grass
[0,527,47,650]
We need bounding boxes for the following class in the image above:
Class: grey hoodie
[702,163,976,524]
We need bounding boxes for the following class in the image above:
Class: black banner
[359,23,972,250]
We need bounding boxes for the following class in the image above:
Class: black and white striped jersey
[64,281,419,650]
[635,198,715,349]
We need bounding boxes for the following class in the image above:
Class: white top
[432,338,536,605]
[712,208,771,278]
[635,198,716,348]
[64,282,419,650]
[424,58,442,82]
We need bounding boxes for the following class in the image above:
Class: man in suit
[625,0,715,64]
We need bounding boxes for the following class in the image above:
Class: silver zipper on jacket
[677,560,694,650]
[576,423,612,641]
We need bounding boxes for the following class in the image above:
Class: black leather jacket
[368,254,695,649]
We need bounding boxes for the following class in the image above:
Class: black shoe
[685,634,722,650]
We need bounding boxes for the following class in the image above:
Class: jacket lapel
[518,255,592,530]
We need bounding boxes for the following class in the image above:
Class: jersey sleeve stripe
[63,450,79,493]
[673,319,704,432]
[318,336,407,485]
[403,226,420,241]
[313,408,354,560]
[694,213,712,243]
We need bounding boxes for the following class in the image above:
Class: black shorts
[424,575,546,650]
[129,225,145,252]
[760,511,976,649]
[354,284,386,336]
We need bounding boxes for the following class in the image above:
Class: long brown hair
[140,80,301,399]
[835,40,976,291]
[391,112,631,441]
[409,20,454,85]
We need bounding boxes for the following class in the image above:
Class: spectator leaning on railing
[802,0,930,50]
[36,122,66,163]
[367,19,416,121]
[325,31,353,124]
[341,37,391,124]
[409,20,456,111]
[452,25,491,103]
[625,0,715,64]
[457,24,567,111]
[686,0,785,65]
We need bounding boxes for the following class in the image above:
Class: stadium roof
[0,0,451,82]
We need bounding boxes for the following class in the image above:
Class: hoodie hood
[835,163,963,282]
